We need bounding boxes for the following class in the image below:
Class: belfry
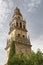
[5,7,32,63]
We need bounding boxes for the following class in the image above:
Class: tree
[36,49,43,65]
[7,41,43,65]
[28,51,38,65]
[7,41,15,65]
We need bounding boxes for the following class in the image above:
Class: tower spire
[13,7,22,17]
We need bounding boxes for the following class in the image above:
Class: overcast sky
[0,0,43,65]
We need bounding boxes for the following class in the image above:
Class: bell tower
[5,7,32,63]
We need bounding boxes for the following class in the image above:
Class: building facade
[5,7,32,64]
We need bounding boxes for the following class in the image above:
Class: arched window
[23,35,25,38]
[18,34,20,37]
[18,16,20,19]
[20,22,22,28]
[23,25,25,29]
[16,22,18,27]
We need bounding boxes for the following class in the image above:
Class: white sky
[0,0,43,65]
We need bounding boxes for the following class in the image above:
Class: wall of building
[15,43,31,55]
[5,47,10,64]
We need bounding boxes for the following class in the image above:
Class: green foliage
[7,41,15,65]
[7,41,43,65]
[9,41,15,58]
[36,49,43,65]
[8,53,28,65]
[28,50,43,65]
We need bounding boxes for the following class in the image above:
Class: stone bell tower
[5,7,32,63]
